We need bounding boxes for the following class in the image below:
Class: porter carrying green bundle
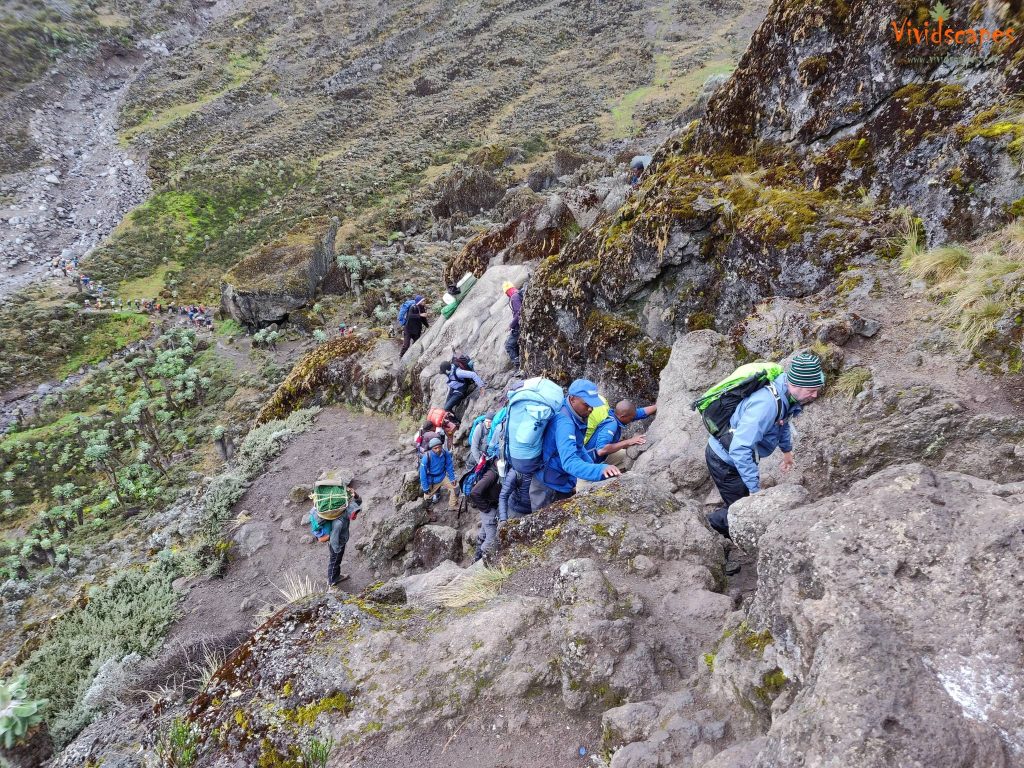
[690,362,784,448]
[312,469,353,518]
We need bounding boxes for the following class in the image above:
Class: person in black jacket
[401,296,429,355]
[470,462,501,561]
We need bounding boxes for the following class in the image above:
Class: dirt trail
[161,407,410,656]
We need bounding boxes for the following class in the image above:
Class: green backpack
[312,469,353,519]
[691,362,784,447]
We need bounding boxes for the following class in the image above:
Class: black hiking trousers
[327,516,351,586]
[444,383,476,418]
[705,443,751,539]
[400,325,422,356]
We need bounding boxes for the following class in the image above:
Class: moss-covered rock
[521,147,895,399]
[254,333,375,424]
[694,0,1024,243]
[221,218,338,327]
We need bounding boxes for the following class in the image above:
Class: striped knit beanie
[787,352,825,388]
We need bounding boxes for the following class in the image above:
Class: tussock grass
[903,221,1024,351]
[188,645,227,693]
[832,367,872,399]
[274,573,320,604]
[433,567,511,608]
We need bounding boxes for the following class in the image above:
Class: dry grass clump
[831,366,872,399]
[432,566,511,608]
[903,220,1024,351]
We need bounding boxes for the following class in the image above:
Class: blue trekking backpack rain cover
[398,299,416,326]
[505,377,564,461]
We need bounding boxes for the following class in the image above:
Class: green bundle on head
[0,675,46,749]
[313,469,353,519]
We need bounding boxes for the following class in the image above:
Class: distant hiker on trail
[700,352,825,569]
[420,437,458,511]
[469,460,501,561]
[440,354,486,417]
[585,400,658,469]
[536,379,622,511]
[399,295,429,355]
[309,471,362,589]
[503,281,523,372]
[628,155,652,188]
[468,412,494,466]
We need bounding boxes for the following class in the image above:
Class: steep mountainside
[1,0,1022,766]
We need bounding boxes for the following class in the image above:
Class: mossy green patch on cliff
[753,667,789,704]
[894,82,966,112]
[955,101,1024,162]
[282,692,352,728]
[255,334,374,424]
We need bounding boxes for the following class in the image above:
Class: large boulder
[408,263,532,413]
[363,500,430,573]
[711,465,1024,765]
[631,330,735,495]
[221,218,338,327]
[430,165,507,220]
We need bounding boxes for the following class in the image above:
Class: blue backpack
[505,378,564,461]
[469,413,488,441]
[398,299,416,326]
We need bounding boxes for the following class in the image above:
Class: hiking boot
[725,560,741,576]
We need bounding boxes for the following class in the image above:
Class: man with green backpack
[309,470,362,589]
[693,352,825,552]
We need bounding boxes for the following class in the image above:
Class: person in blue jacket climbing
[420,436,459,511]
[535,379,622,510]
[705,352,824,571]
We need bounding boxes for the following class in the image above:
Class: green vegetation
[85,166,308,291]
[155,717,201,767]
[607,55,734,138]
[119,47,265,144]
[0,4,110,98]
[118,261,183,301]
[0,290,152,385]
[0,675,46,749]
[57,312,150,377]
[0,328,231,581]
[22,562,178,746]
[301,737,334,768]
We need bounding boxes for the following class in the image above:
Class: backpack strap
[767,381,783,423]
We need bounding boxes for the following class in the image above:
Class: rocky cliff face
[696,0,1024,243]
[713,465,1024,766]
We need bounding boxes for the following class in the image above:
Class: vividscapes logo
[890,1,1016,47]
